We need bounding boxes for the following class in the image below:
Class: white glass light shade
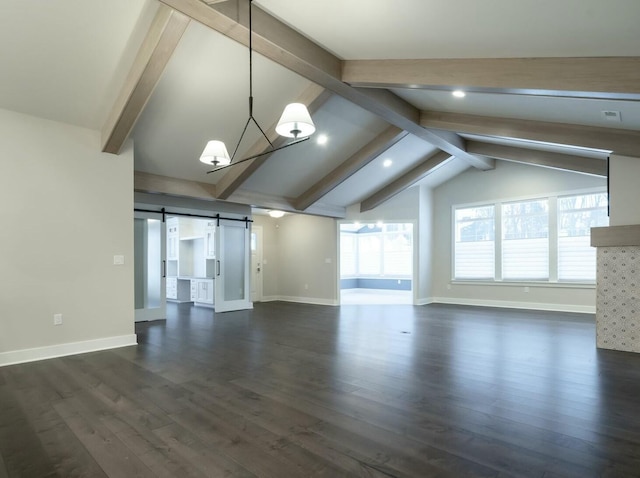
[199,140,231,166]
[276,103,316,139]
[268,210,285,218]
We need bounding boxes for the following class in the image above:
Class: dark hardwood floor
[1,302,640,477]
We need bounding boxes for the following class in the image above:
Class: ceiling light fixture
[202,0,315,172]
[316,134,328,145]
[268,210,285,218]
[452,90,466,98]
[383,159,393,168]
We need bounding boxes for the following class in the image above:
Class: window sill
[450,280,595,289]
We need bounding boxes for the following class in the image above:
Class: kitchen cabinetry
[205,221,216,259]
[166,217,216,303]
[194,279,214,307]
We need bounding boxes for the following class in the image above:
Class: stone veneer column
[591,225,640,353]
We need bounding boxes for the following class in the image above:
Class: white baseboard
[258,295,339,306]
[416,297,435,306]
[430,297,595,314]
[0,334,138,367]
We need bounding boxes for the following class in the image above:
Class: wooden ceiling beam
[215,84,332,200]
[102,6,189,154]
[467,141,607,177]
[135,171,216,200]
[157,0,494,171]
[421,111,640,157]
[360,151,452,212]
[343,57,640,97]
[293,126,408,211]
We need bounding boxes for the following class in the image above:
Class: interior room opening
[339,222,413,305]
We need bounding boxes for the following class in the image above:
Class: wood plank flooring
[2,302,640,477]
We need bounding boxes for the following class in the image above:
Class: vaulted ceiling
[2,0,639,218]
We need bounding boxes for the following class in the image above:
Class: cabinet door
[204,224,215,259]
[190,279,197,301]
[196,279,214,304]
[166,278,177,299]
[167,233,178,260]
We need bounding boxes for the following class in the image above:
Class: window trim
[451,187,607,287]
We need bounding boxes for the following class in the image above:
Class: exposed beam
[215,84,332,200]
[343,57,640,97]
[421,111,640,157]
[360,151,452,212]
[157,0,493,170]
[229,189,346,219]
[102,6,189,154]
[135,171,216,200]
[293,127,408,211]
[467,141,607,177]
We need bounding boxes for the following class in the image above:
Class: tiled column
[592,226,640,353]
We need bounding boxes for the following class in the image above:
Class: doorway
[339,222,414,305]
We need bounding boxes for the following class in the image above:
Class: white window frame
[451,187,607,287]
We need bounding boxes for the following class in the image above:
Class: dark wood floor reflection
[2,303,640,477]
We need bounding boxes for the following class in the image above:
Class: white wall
[0,108,135,364]
[432,160,607,313]
[609,154,640,226]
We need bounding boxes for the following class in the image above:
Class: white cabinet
[167,218,179,261]
[204,222,216,259]
[190,279,197,301]
[194,279,214,306]
[166,277,177,300]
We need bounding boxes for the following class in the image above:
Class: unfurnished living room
[1,0,640,476]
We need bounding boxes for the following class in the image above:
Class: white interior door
[251,225,263,302]
[134,212,166,322]
[215,219,252,312]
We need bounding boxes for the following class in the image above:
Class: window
[558,193,608,281]
[454,206,495,279]
[453,190,608,284]
[357,234,381,275]
[339,223,413,278]
[502,199,549,280]
[340,233,357,276]
[383,225,413,276]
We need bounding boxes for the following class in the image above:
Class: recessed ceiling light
[316,134,328,145]
[383,159,393,168]
[452,90,466,98]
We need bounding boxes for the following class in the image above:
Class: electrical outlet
[524,286,530,293]
[53,313,63,326]
[304,284,309,290]
[113,255,125,265]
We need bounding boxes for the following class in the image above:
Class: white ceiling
[0,0,158,129]
[256,0,640,59]
[3,0,634,216]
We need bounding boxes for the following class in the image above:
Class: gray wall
[609,154,640,226]
[431,160,607,312]
[0,108,135,360]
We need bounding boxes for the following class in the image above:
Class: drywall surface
[609,154,640,226]
[276,214,338,305]
[0,108,135,356]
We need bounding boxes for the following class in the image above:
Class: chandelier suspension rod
[230,0,273,162]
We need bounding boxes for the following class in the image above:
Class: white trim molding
[260,295,339,306]
[431,297,595,314]
[0,334,138,367]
